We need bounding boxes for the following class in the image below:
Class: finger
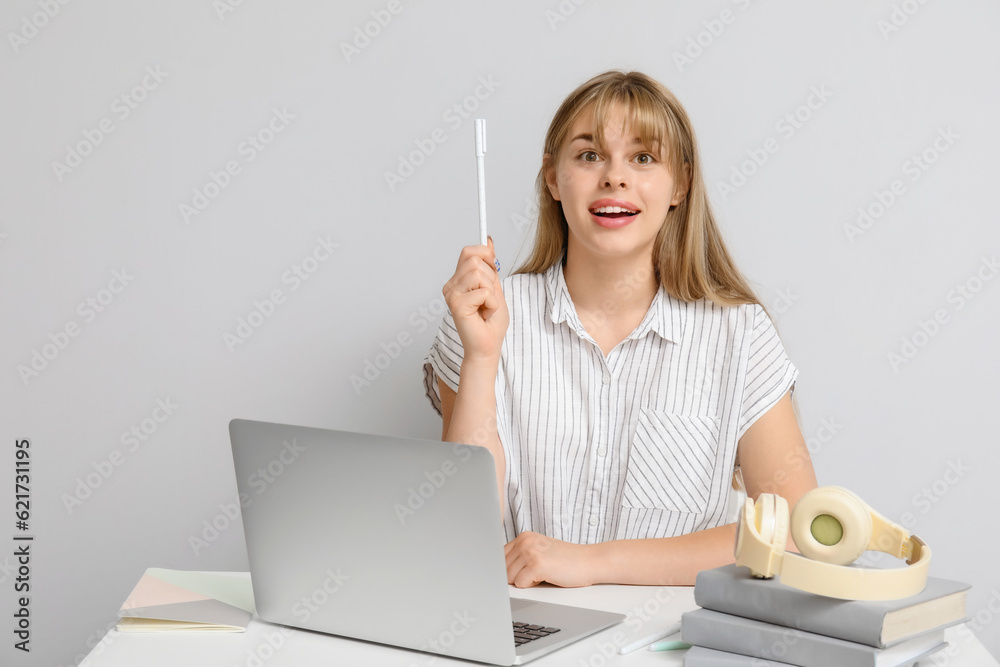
[448,287,496,320]
[456,244,496,274]
[460,239,496,274]
[444,260,500,305]
[504,533,525,567]
[487,236,500,272]
[511,560,542,589]
[506,553,528,586]
[453,254,500,292]
[504,541,517,569]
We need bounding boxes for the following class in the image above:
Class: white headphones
[734,486,931,600]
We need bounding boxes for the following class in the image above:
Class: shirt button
[589,516,599,527]
[597,448,607,456]
[602,373,611,384]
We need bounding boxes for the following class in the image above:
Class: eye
[635,153,655,165]
[579,150,599,162]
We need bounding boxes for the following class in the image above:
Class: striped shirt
[422,259,797,544]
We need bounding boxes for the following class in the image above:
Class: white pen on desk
[475,118,488,247]
[618,620,682,655]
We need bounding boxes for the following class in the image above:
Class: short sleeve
[422,308,464,416]
[737,305,798,438]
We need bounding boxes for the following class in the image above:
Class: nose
[601,156,628,189]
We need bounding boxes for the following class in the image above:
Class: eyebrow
[569,133,645,145]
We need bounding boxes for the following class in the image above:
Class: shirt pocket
[621,410,721,514]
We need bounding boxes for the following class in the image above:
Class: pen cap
[475,119,486,157]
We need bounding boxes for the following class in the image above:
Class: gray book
[685,646,796,666]
[694,564,969,648]
[681,609,947,667]
[683,644,948,667]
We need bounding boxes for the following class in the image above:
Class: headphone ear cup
[790,486,872,565]
[756,493,790,553]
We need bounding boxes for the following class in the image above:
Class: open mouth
[590,205,639,218]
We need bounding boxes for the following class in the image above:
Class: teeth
[593,205,637,214]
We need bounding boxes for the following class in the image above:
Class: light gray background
[1,1,998,665]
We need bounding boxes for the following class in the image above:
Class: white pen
[475,118,488,247]
[617,620,682,655]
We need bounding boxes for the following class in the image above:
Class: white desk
[81,573,997,666]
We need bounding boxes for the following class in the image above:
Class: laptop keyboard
[513,622,560,647]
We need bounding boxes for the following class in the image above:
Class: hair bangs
[587,83,674,166]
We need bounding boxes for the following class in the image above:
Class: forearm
[444,358,505,516]
[588,523,738,586]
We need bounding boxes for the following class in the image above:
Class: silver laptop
[229,419,624,665]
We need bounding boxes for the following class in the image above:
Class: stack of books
[680,564,970,667]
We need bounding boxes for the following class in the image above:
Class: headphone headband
[734,486,931,601]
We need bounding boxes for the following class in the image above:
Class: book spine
[694,569,884,647]
[681,609,876,667]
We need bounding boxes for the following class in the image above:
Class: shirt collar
[543,258,682,344]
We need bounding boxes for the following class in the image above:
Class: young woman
[423,70,817,588]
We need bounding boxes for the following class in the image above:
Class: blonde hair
[515,70,760,308]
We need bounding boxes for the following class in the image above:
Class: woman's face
[544,103,686,266]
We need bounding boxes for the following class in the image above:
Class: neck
[562,242,659,318]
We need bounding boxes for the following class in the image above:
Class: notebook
[228,419,625,665]
[117,568,253,632]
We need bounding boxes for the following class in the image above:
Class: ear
[542,153,561,202]
[670,161,691,207]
